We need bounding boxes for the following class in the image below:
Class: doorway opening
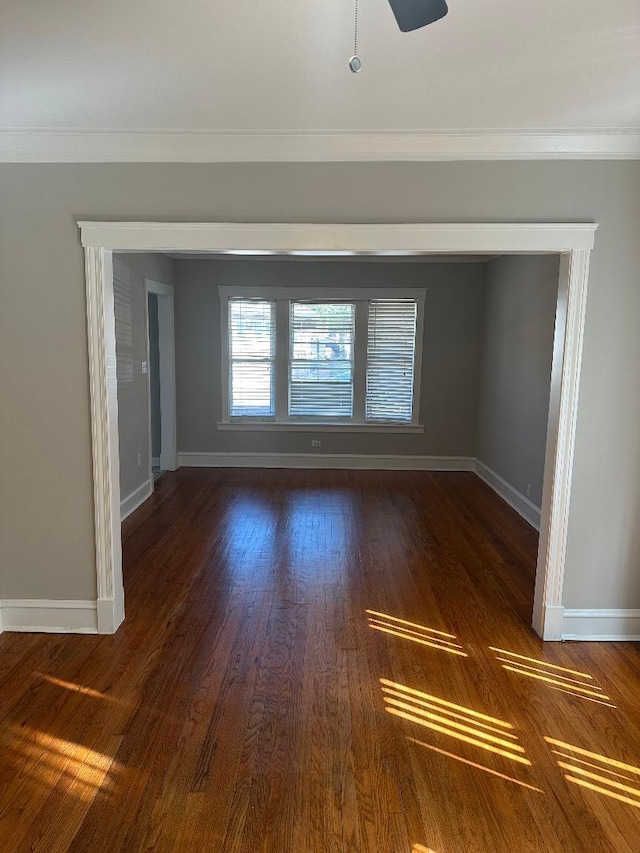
[145,278,177,482]
[80,222,596,638]
[147,292,161,478]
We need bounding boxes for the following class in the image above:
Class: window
[228,299,275,417]
[220,287,425,432]
[290,302,355,418]
[366,300,417,422]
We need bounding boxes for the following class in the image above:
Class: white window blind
[289,302,355,418]
[228,299,275,417]
[366,299,417,422]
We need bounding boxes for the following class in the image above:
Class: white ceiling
[2,0,639,134]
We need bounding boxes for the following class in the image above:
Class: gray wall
[0,162,639,610]
[148,293,161,461]
[477,255,559,508]
[113,253,174,502]
[174,259,486,457]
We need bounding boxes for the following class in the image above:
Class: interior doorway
[147,292,162,476]
[80,222,596,637]
[145,278,178,479]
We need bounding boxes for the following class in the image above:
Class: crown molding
[1,129,639,163]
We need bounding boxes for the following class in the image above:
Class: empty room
[1,2,640,852]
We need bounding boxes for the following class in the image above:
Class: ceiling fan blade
[387,0,448,33]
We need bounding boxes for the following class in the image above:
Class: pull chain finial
[349,0,362,72]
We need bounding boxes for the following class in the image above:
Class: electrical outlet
[137,452,142,466]
[525,483,532,498]
[311,440,321,448]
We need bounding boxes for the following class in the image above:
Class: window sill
[217,421,424,434]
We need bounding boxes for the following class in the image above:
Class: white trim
[542,606,566,641]
[78,222,598,254]
[562,609,640,641]
[474,460,541,531]
[3,129,640,163]
[216,421,424,433]
[218,285,428,301]
[152,456,161,468]
[532,251,591,641]
[84,247,125,634]
[178,452,474,471]
[0,600,98,634]
[220,290,231,422]
[353,301,368,423]
[412,296,426,423]
[97,597,123,635]
[120,478,153,521]
[145,279,178,471]
[80,221,596,640]
[275,299,289,422]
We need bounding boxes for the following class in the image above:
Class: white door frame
[79,222,596,637]
[144,279,178,473]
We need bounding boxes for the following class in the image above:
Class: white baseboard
[540,605,565,641]
[178,452,475,471]
[562,609,640,641]
[97,596,124,634]
[120,477,153,520]
[473,460,541,530]
[152,456,160,469]
[0,599,98,634]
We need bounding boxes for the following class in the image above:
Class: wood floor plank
[1,468,639,852]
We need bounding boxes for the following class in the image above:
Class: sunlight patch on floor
[367,611,467,656]
[40,674,110,701]
[546,737,640,809]
[380,678,530,765]
[9,725,122,802]
[489,647,594,679]
[490,647,615,707]
[408,737,544,793]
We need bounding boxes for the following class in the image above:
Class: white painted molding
[0,600,98,634]
[532,250,591,641]
[2,129,640,163]
[178,452,475,471]
[542,606,566,642]
[474,460,541,530]
[84,247,125,634]
[97,597,123,635]
[216,422,424,434]
[562,609,640,641]
[78,222,598,254]
[120,478,153,521]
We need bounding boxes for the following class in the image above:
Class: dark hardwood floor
[1,469,640,852]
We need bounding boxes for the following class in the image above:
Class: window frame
[219,285,426,433]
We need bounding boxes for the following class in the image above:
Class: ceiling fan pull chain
[349,0,362,72]
[354,0,358,55]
